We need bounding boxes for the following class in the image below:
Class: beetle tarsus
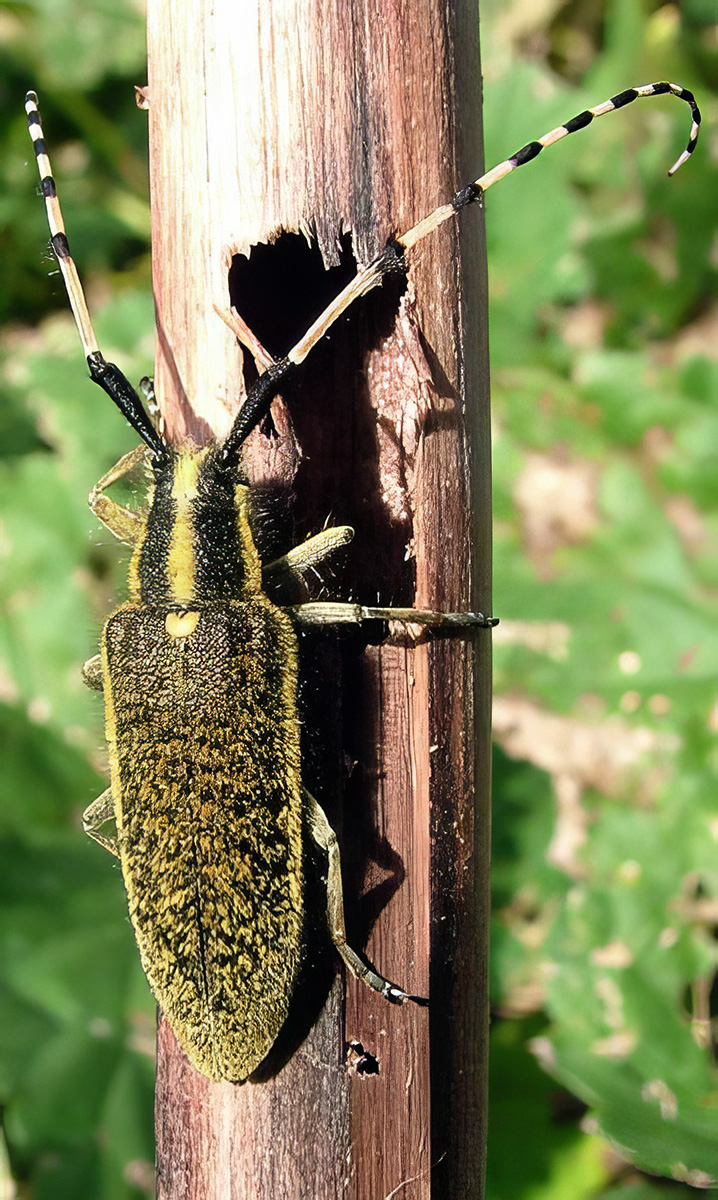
[385,983,430,1007]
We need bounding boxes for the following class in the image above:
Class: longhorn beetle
[26,84,700,1082]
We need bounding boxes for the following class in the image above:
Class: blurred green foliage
[0,2,155,1197]
[483,0,718,1195]
[0,0,715,1196]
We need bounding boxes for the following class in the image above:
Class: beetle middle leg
[305,790,427,1006]
[82,788,119,857]
[289,600,497,633]
[81,654,103,691]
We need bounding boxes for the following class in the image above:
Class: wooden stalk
[146,1,491,1196]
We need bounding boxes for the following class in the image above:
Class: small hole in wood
[228,232,356,390]
[347,1040,380,1076]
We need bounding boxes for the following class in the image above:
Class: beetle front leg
[265,526,354,576]
[305,790,427,1006]
[82,788,119,857]
[89,445,150,545]
[264,526,354,591]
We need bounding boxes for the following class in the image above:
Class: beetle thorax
[129,445,262,607]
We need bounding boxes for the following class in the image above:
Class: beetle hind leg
[305,790,428,1007]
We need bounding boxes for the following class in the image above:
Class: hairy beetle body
[104,605,302,1081]
[102,448,303,1080]
[25,81,698,1082]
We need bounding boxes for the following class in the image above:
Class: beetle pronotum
[26,83,699,1081]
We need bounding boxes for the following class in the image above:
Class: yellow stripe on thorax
[127,486,152,601]
[166,450,203,604]
[234,484,262,596]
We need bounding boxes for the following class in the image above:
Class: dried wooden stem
[146,1,491,1196]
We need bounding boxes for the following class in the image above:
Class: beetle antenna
[25,91,165,459]
[220,78,701,458]
[289,81,701,365]
[397,81,700,254]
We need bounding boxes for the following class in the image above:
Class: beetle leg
[81,654,103,691]
[305,789,427,1007]
[288,601,497,631]
[89,445,150,544]
[264,526,354,587]
[82,788,119,857]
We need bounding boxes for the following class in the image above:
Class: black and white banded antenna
[398,81,701,254]
[26,84,700,464]
[219,80,701,459]
[25,91,165,459]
